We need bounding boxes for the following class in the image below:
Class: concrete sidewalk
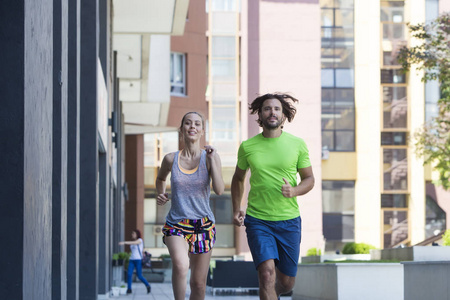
[112,281,292,300]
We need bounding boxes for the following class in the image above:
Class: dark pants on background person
[127,259,150,290]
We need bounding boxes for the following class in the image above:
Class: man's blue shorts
[244,214,302,277]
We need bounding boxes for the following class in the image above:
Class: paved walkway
[112,282,292,300]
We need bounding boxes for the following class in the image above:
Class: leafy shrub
[306,247,322,256]
[118,252,130,260]
[342,242,376,254]
[443,229,450,246]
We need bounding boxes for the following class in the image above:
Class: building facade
[321,0,450,252]
[1,0,126,299]
[141,0,450,259]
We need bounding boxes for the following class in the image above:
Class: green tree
[397,13,450,190]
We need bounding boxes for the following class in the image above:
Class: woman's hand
[157,192,169,206]
[205,145,224,195]
[204,145,217,160]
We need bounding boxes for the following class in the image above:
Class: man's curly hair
[249,93,299,127]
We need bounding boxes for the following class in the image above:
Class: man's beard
[262,117,282,129]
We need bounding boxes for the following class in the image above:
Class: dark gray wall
[98,0,112,294]
[79,0,100,298]
[67,1,81,300]
[52,0,69,299]
[23,0,54,299]
[0,2,25,299]
[0,0,120,299]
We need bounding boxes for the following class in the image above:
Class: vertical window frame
[170,52,186,96]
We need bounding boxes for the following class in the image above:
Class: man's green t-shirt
[237,132,311,221]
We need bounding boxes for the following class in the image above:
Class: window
[170,52,186,96]
[322,88,355,151]
[425,195,446,238]
[206,0,238,12]
[321,1,355,152]
[381,132,407,145]
[383,210,408,248]
[383,148,408,191]
[381,194,407,208]
[322,181,355,252]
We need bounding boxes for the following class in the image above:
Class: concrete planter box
[403,261,450,300]
[301,254,370,263]
[371,246,450,261]
[293,263,403,300]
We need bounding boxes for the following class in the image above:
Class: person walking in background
[119,229,151,294]
[156,112,224,300]
[231,93,315,300]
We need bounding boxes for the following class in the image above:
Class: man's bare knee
[276,273,295,294]
[258,262,276,288]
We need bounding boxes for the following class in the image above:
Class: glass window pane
[383,148,408,191]
[161,132,179,156]
[381,132,407,145]
[383,86,406,102]
[212,37,236,58]
[212,59,235,81]
[144,134,156,166]
[335,88,354,102]
[323,214,354,240]
[383,51,400,66]
[333,28,354,47]
[335,9,353,27]
[381,194,408,207]
[425,80,439,121]
[321,8,334,26]
[321,48,335,69]
[383,23,406,41]
[321,69,335,87]
[320,0,335,8]
[383,210,408,248]
[321,28,354,46]
[335,130,354,151]
[144,167,157,187]
[380,1,404,22]
[144,198,157,223]
[322,181,355,213]
[322,130,334,150]
[143,224,156,248]
[174,54,184,84]
[335,69,354,87]
[334,48,354,69]
[212,82,237,99]
[425,195,446,238]
[425,0,439,23]
[322,88,334,103]
[383,98,407,129]
[322,107,335,130]
[381,69,406,84]
[334,105,354,130]
[335,0,354,9]
[209,0,237,11]
[214,224,235,247]
[211,11,237,34]
[210,193,233,223]
[171,53,186,95]
[321,28,333,47]
[211,107,236,130]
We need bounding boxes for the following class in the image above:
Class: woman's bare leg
[165,236,189,300]
[188,251,212,300]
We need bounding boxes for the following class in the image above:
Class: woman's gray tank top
[166,150,215,223]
